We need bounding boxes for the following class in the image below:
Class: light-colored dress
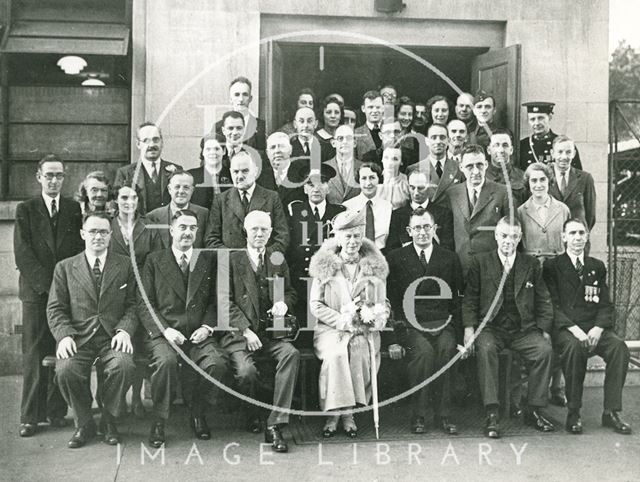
[309,238,390,411]
[377,173,410,210]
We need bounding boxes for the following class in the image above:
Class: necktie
[575,258,584,279]
[560,174,567,195]
[419,250,428,270]
[435,160,443,178]
[92,258,102,291]
[151,162,159,183]
[50,199,58,229]
[313,206,320,221]
[241,190,249,213]
[303,141,309,155]
[503,257,511,273]
[180,253,189,286]
[472,189,478,208]
[257,253,265,276]
[371,126,382,148]
[365,200,375,241]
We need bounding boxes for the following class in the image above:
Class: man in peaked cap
[518,101,582,171]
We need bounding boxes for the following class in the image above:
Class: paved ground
[2,375,639,482]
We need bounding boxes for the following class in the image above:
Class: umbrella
[368,331,380,439]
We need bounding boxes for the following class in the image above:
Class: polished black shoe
[47,417,69,428]
[434,416,458,435]
[484,413,501,439]
[191,416,211,440]
[602,411,632,435]
[524,410,555,432]
[148,421,166,448]
[344,428,358,439]
[549,392,567,407]
[101,420,121,446]
[411,416,426,434]
[19,423,37,437]
[265,425,288,453]
[565,412,583,434]
[68,421,96,449]
[247,416,264,434]
[510,403,524,418]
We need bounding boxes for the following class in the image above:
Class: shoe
[411,416,426,434]
[148,421,166,448]
[565,412,583,434]
[247,416,264,434]
[549,392,567,407]
[47,417,69,428]
[602,411,632,435]
[68,421,96,449]
[434,416,458,435]
[510,403,524,418]
[322,416,339,438]
[19,423,37,437]
[191,416,211,440]
[100,420,121,446]
[341,413,357,438]
[344,428,358,439]
[484,413,500,439]
[524,410,555,432]
[265,425,288,453]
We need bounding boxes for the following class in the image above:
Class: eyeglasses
[138,136,162,144]
[85,229,111,237]
[409,224,434,233]
[41,173,65,180]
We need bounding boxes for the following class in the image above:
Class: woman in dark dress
[188,133,232,209]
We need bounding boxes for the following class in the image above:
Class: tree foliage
[610,40,640,100]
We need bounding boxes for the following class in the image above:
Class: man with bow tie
[543,218,632,435]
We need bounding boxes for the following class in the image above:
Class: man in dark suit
[289,107,331,163]
[146,171,209,249]
[549,135,596,231]
[355,90,384,159]
[387,171,455,251]
[211,110,265,171]
[463,217,555,438]
[14,154,84,437]
[543,218,632,434]
[139,209,229,446]
[362,119,419,171]
[220,210,300,453]
[387,207,463,435]
[205,151,290,253]
[114,122,180,215]
[325,125,362,205]
[257,131,305,207]
[446,144,512,276]
[47,212,137,448]
[286,163,344,345]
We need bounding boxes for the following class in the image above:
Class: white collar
[172,246,193,265]
[141,159,160,176]
[413,243,434,262]
[170,202,190,213]
[41,193,61,216]
[237,182,256,198]
[366,121,380,131]
[567,251,584,267]
[246,246,266,269]
[498,251,516,269]
[429,154,446,167]
[309,199,327,218]
[85,251,108,272]
[410,200,430,210]
[554,167,569,181]
[467,180,485,194]
[358,192,379,206]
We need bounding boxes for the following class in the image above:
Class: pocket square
[119,283,128,289]
[525,281,534,288]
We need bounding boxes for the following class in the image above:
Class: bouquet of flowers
[340,296,388,338]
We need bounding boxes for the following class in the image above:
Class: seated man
[221,210,300,453]
[139,209,229,447]
[47,212,137,448]
[387,207,463,435]
[463,216,556,438]
[543,218,632,434]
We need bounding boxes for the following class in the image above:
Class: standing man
[325,124,362,204]
[290,107,329,163]
[355,90,384,159]
[519,102,582,170]
[15,154,83,437]
[387,207,463,435]
[446,145,511,275]
[257,131,304,206]
[455,92,477,133]
[468,90,499,151]
[549,135,596,231]
[447,119,468,166]
[205,151,290,253]
[343,163,393,251]
[139,210,229,446]
[362,119,418,170]
[407,123,465,206]
[221,211,300,453]
[413,101,428,135]
[146,171,209,249]
[47,212,137,448]
[463,217,556,438]
[115,122,179,215]
[387,170,454,251]
[485,129,528,205]
[213,76,266,151]
[543,219,632,434]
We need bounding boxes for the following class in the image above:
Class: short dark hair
[356,162,383,183]
[137,122,162,140]
[221,110,245,126]
[409,206,435,225]
[563,217,588,232]
[362,90,382,105]
[229,76,252,91]
[38,153,64,170]
[461,144,486,159]
[490,127,514,145]
[199,132,226,164]
[82,211,112,226]
[297,87,316,105]
[113,181,142,199]
[171,209,198,224]
[427,123,448,137]
[167,169,193,185]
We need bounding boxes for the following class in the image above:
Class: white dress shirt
[342,193,393,249]
[237,182,257,203]
[172,246,193,268]
[498,251,516,272]
[309,199,327,219]
[247,246,266,271]
[142,159,160,179]
[42,193,61,217]
[85,251,108,273]
[413,243,434,263]
[567,251,585,270]
[467,180,485,206]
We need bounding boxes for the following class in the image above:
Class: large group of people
[14,75,631,455]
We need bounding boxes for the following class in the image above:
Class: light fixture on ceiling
[82,77,106,86]
[57,55,87,75]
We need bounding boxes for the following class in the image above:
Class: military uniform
[486,162,528,206]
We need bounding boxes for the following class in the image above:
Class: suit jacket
[47,252,138,347]
[517,197,570,257]
[14,196,83,301]
[205,184,290,253]
[549,167,596,230]
[214,115,266,151]
[108,216,163,269]
[290,135,331,163]
[324,157,362,205]
[386,202,454,252]
[187,165,232,209]
[355,124,379,160]
[543,253,613,332]
[406,157,465,207]
[446,180,511,274]
[146,203,209,249]
[462,251,553,333]
[387,244,463,341]
[114,159,179,215]
[220,247,297,352]
[286,199,345,283]
[256,163,305,208]
[138,249,217,339]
